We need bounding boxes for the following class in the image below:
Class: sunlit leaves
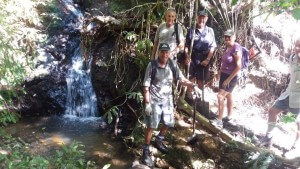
[292,8,300,20]
[280,112,296,123]
[231,0,238,6]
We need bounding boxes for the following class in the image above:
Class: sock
[266,122,276,138]
[143,144,150,150]
[156,134,164,141]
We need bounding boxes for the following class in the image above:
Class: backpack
[150,59,178,84]
[241,46,250,70]
[174,23,180,46]
[228,44,250,86]
[174,23,185,63]
[228,44,250,70]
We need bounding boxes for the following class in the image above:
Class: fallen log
[177,98,300,167]
[177,98,233,142]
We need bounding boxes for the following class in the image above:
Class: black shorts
[219,72,238,93]
[189,61,210,82]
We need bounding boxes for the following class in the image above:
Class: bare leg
[292,122,300,148]
[145,127,153,145]
[268,107,282,123]
[226,93,233,117]
[266,107,282,135]
[217,89,229,120]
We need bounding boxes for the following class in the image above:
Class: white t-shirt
[277,54,300,108]
[154,22,184,59]
[143,59,184,104]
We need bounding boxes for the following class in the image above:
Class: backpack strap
[174,23,180,46]
[150,60,158,84]
[168,59,178,82]
[150,59,178,84]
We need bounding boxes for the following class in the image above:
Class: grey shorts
[273,96,300,122]
[144,101,175,129]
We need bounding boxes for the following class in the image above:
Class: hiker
[150,8,185,60]
[211,29,242,128]
[185,10,216,89]
[259,37,300,151]
[142,43,201,167]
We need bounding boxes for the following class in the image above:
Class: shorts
[219,72,238,93]
[273,96,300,122]
[189,61,210,82]
[144,101,175,129]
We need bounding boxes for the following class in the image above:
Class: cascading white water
[63,0,98,118]
[65,47,98,117]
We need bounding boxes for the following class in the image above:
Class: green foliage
[292,8,300,20]
[103,106,119,124]
[103,92,143,124]
[280,112,296,123]
[0,152,49,169]
[134,39,152,71]
[260,0,300,20]
[0,132,96,169]
[127,92,144,104]
[53,141,96,169]
[123,123,145,148]
[246,152,274,169]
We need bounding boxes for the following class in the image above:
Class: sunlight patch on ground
[40,133,71,146]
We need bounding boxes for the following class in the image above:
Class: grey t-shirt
[154,23,184,59]
[143,60,184,103]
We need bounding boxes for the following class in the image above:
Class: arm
[201,28,216,66]
[179,77,195,89]
[143,87,150,103]
[177,24,185,51]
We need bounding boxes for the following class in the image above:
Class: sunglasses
[224,35,232,39]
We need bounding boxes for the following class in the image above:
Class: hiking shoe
[211,119,223,128]
[258,135,273,148]
[141,149,153,167]
[222,116,232,122]
[154,138,168,154]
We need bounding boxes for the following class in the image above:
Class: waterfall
[63,0,98,118]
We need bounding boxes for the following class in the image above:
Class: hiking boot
[154,138,168,154]
[258,135,273,148]
[222,116,232,122]
[141,149,153,167]
[211,119,223,128]
[223,116,236,126]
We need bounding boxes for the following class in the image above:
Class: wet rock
[155,157,170,169]
[192,159,215,169]
[130,160,151,169]
[199,136,222,158]
[20,73,66,116]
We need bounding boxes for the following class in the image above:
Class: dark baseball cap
[198,10,208,16]
[158,43,170,51]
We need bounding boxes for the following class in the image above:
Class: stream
[5,116,134,168]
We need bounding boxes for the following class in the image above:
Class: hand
[193,85,202,99]
[222,78,231,88]
[185,56,191,65]
[200,59,209,66]
[144,103,152,116]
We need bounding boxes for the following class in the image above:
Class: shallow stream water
[5,116,134,168]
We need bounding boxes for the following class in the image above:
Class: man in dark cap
[142,43,201,166]
[185,9,217,89]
